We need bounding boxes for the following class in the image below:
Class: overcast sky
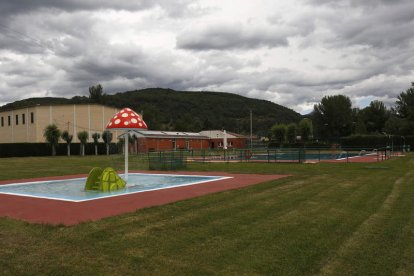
[0,0,413,114]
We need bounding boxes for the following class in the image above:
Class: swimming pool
[0,173,230,202]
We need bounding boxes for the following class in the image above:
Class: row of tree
[311,82,414,140]
[43,124,114,156]
[267,82,414,143]
[270,118,313,143]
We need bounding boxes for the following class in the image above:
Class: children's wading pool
[0,173,230,202]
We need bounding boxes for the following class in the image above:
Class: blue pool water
[0,173,229,202]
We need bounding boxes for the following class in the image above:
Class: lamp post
[382,132,393,157]
[250,109,253,151]
[401,136,406,152]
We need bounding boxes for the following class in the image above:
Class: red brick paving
[0,171,289,226]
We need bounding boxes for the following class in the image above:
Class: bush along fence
[0,143,119,158]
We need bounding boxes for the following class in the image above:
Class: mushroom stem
[125,132,129,182]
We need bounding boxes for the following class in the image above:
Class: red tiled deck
[0,171,289,226]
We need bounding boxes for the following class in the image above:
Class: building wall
[0,107,37,143]
[138,138,210,152]
[209,138,247,149]
[0,104,119,143]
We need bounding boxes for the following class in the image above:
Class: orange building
[130,130,248,152]
[129,130,209,152]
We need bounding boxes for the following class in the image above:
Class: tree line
[311,82,414,140]
[43,124,114,156]
[268,82,414,144]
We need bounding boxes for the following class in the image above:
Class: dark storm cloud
[0,0,191,18]
[177,23,290,51]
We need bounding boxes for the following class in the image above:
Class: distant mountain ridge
[0,88,301,136]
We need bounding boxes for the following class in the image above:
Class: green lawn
[1,154,414,275]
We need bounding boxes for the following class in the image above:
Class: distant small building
[199,130,248,149]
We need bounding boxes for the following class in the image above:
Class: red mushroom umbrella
[106,108,148,181]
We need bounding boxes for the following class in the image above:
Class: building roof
[125,130,209,139]
[199,130,249,139]
[0,102,117,113]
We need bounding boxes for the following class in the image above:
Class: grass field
[0,153,413,275]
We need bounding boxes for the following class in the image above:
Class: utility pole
[250,109,253,150]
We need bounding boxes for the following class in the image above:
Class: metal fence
[144,145,406,169]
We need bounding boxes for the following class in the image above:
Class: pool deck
[0,171,289,226]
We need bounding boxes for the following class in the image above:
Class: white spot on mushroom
[126,108,131,111]
[114,119,121,125]
[124,121,129,126]
[139,123,142,127]
[131,118,138,124]
[122,113,129,118]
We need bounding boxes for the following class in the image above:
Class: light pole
[250,109,253,150]
[382,132,392,157]
[401,136,406,152]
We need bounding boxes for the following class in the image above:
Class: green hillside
[1,88,301,136]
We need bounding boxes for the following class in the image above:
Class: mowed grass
[1,154,414,275]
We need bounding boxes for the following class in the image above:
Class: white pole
[223,130,228,150]
[125,132,129,182]
[250,109,253,150]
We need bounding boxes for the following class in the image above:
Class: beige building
[0,104,120,143]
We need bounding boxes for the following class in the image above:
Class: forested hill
[1,88,301,136]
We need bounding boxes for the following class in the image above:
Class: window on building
[31,112,34,123]
[8,116,11,126]
[15,114,19,125]
[1,117,3,127]
[22,113,25,125]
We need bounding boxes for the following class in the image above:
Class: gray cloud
[0,0,413,114]
[0,0,195,18]
[177,23,291,51]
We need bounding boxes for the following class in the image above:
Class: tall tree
[92,132,100,156]
[43,124,61,156]
[286,123,297,143]
[354,117,368,134]
[271,124,287,143]
[360,100,389,133]
[102,130,113,155]
[298,118,313,141]
[313,95,353,140]
[89,84,103,102]
[77,131,89,156]
[395,82,414,119]
[61,130,73,157]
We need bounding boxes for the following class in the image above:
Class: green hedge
[0,143,119,158]
[340,135,414,150]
